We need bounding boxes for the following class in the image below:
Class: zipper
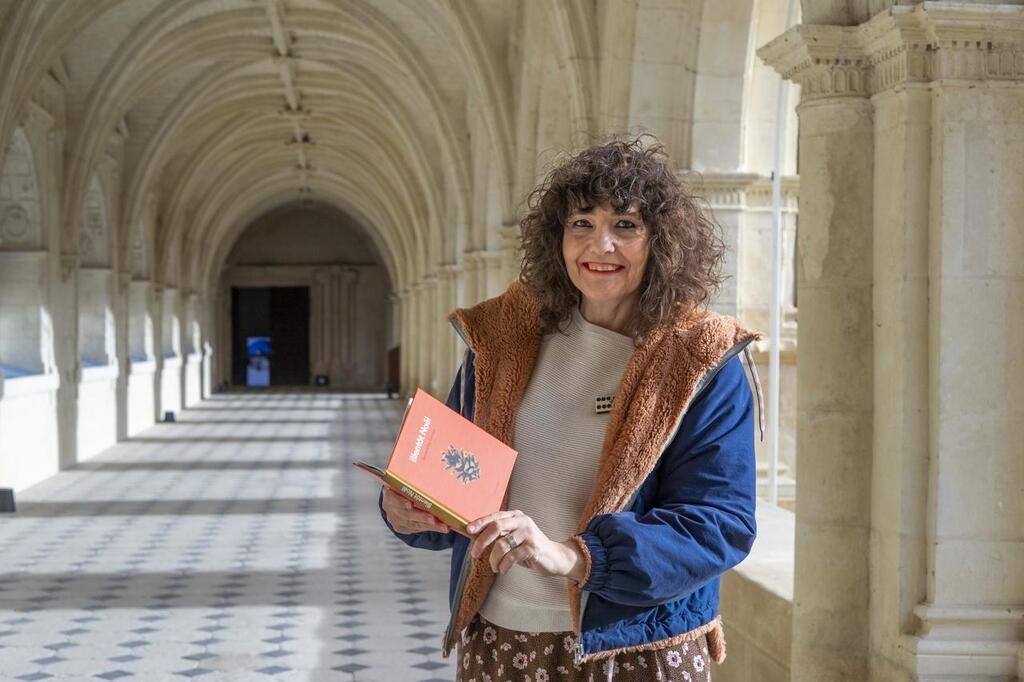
[440,315,473,658]
[571,337,756,665]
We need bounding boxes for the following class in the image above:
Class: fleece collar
[446,279,764,646]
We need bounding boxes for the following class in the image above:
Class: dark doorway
[231,286,310,386]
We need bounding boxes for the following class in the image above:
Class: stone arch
[0,127,42,250]
[741,0,800,173]
[61,1,475,270]
[0,126,48,376]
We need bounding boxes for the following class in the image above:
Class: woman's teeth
[585,263,622,272]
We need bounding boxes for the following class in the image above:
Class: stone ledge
[735,502,795,601]
[0,371,59,399]
[718,503,794,681]
[80,364,118,383]
[128,359,157,376]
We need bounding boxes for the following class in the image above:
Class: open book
[354,388,517,537]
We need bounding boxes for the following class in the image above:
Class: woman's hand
[467,510,585,580]
[381,487,450,535]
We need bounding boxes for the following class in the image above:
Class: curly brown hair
[518,135,726,339]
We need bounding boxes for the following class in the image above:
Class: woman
[380,136,764,681]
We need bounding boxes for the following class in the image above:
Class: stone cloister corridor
[2,0,1024,680]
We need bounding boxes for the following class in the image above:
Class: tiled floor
[0,392,456,682]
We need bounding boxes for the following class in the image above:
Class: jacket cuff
[577,531,609,593]
[569,535,591,587]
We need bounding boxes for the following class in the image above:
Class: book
[354,388,517,537]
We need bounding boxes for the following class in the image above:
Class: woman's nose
[593,226,616,252]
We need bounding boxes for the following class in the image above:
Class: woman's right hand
[381,487,450,534]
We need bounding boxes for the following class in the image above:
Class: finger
[471,518,520,558]
[383,488,413,512]
[402,508,445,528]
[497,543,533,574]
[488,538,509,573]
[477,517,520,548]
[467,510,521,535]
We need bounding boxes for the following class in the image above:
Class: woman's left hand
[467,510,585,580]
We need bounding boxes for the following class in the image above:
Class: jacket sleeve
[377,358,470,551]
[575,354,757,607]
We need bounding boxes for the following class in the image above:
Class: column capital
[757,24,872,99]
[759,3,1024,100]
[438,262,462,278]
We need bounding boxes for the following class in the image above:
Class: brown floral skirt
[455,614,712,682]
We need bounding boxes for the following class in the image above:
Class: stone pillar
[438,263,463,391]
[159,286,182,416]
[335,267,358,381]
[902,8,1024,678]
[692,173,759,319]
[419,276,438,395]
[115,272,130,440]
[311,268,329,379]
[498,222,521,287]
[397,288,412,397]
[760,23,875,682]
[481,251,504,299]
[215,281,230,390]
[462,251,482,305]
[761,3,1024,680]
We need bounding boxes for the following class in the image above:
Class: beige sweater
[478,306,636,632]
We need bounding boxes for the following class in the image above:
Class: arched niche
[0,127,43,251]
[221,201,392,390]
[0,127,48,377]
[80,174,111,268]
[77,173,115,366]
[128,195,156,363]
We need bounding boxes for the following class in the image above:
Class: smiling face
[562,201,651,324]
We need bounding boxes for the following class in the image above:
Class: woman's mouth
[583,262,624,274]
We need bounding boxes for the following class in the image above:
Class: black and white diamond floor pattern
[0,393,455,681]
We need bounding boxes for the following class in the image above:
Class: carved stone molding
[687,173,800,212]
[758,2,1024,100]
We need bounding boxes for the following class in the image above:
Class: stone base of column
[900,605,1024,679]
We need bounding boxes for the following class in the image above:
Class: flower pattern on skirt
[455,614,711,682]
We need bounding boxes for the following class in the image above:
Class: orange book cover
[354,388,517,537]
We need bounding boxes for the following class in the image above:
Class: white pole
[768,0,798,506]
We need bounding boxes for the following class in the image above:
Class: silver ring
[505,534,518,551]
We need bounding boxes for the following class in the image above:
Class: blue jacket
[378,281,763,666]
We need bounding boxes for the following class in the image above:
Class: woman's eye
[616,221,636,229]
[572,220,591,228]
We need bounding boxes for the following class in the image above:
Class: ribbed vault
[0,0,524,296]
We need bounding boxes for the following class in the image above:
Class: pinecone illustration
[442,446,481,484]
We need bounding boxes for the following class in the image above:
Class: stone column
[480,251,504,299]
[760,24,876,682]
[498,222,521,287]
[761,3,1024,680]
[115,271,130,440]
[311,268,329,379]
[462,251,482,305]
[336,267,358,378]
[397,288,412,397]
[419,276,438,396]
[435,266,453,394]
[897,7,1024,679]
[691,173,759,319]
